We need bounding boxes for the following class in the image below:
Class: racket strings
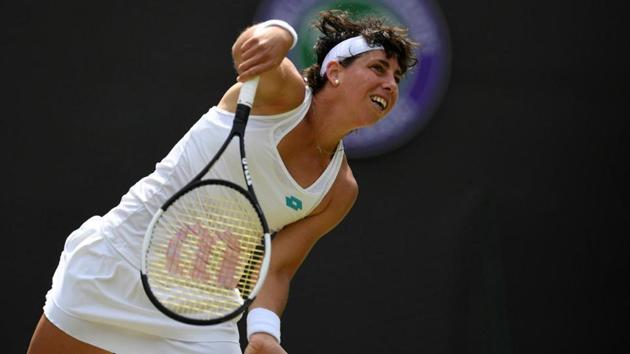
[161,205,263,244]
[153,196,265,286]
[145,184,266,320]
[169,187,261,233]
[148,241,264,293]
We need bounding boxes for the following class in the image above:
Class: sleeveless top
[100,87,345,268]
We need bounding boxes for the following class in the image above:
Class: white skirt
[43,216,242,354]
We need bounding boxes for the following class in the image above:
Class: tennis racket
[140,77,271,325]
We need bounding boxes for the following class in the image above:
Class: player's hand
[234,25,293,82]
[244,333,288,354]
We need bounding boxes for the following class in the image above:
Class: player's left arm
[245,161,358,352]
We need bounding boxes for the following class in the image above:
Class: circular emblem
[255,0,451,158]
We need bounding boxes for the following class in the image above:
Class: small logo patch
[285,196,303,211]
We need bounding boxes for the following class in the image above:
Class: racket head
[141,180,271,325]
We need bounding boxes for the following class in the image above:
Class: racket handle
[237,77,260,108]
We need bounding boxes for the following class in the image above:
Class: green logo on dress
[285,196,303,211]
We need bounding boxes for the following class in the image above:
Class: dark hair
[303,10,419,94]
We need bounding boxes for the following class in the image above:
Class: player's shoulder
[218,60,304,115]
[253,59,306,115]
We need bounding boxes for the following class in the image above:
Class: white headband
[319,35,384,77]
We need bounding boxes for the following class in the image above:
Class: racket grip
[237,77,260,108]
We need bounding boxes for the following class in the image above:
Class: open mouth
[370,95,388,111]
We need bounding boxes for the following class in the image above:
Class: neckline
[270,89,343,193]
[272,138,343,194]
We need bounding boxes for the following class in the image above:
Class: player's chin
[358,111,389,128]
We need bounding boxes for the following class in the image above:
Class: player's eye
[371,64,385,73]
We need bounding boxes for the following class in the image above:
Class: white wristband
[257,19,298,50]
[246,308,281,343]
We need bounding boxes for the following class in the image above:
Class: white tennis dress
[43,87,345,353]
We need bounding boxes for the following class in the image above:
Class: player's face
[340,50,401,127]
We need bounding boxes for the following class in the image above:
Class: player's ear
[325,61,342,86]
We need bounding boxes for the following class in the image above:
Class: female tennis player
[28,10,417,354]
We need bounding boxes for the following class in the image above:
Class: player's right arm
[219,22,305,115]
[244,161,358,354]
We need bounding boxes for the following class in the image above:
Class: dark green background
[2,0,627,352]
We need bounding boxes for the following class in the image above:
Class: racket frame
[140,78,272,325]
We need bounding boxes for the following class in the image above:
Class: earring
[334,79,340,86]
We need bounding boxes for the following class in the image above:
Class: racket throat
[231,104,252,135]
[242,157,253,186]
